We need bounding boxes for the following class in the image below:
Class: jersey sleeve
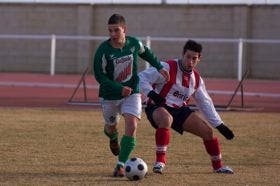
[135,38,163,71]
[193,78,223,128]
[93,47,123,95]
[139,62,168,97]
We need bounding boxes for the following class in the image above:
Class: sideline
[0,81,279,98]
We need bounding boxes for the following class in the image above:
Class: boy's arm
[139,46,169,81]
[139,62,168,103]
[193,78,234,140]
[139,46,163,70]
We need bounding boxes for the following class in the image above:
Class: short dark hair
[108,14,126,25]
[183,40,202,54]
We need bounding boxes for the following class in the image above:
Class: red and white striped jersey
[139,59,223,127]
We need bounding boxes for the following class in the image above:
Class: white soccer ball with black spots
[124,157,148,181]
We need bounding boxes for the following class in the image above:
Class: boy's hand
[122,86,132,97]
[216,123,234,140]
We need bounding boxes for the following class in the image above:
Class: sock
[203,136,222,170]
[155,128,170,164]
[116,161,125,169]
[118,135,136,165]
[104,128,118,141]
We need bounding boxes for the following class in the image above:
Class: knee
[159,114,173,128]
[153,108,173,128]
[105,125,117,133]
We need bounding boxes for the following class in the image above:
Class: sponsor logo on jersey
[115,55,132,64]
[173,90,188,100]
[114,54,133,82]
[116,63,132,82]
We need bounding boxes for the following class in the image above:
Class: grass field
[0,107,279,185]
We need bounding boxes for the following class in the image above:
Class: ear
[123,25,127,33]
[182,51,185,58]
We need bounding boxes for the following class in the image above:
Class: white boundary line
[208,90,280,98]
[0,81,279,98]
[0,81,98,89]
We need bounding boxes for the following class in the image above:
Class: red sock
[155,128,170,164]
[203,136,222,170]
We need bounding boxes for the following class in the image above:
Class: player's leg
[101,99,121,156]
[182,112,213,140]
[146,105,173,173]
[182,112,233,174]
[104,125,120,156]
[182,112,222,169]
[113,93,141,177]
[153,107,172,170]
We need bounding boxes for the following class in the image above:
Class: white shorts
[100,93,142,126]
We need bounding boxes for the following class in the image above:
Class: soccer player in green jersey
[93,14,169,177]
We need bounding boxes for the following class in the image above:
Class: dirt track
[0,72,279,112]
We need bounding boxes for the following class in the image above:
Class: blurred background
[0,0,280,80]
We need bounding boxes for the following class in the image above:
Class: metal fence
[1,34,280,80]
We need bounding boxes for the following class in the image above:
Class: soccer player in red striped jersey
[139,40,234,174]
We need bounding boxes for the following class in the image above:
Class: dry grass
[0,108,279,185]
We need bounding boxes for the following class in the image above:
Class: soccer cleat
[113,164,125,177]
[214,166,234,174]
[153,162,165,174]
[109,139,120,156]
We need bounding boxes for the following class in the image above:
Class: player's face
[181,50,201,72]
[108,24,126,45]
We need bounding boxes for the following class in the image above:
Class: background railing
[1,34,280,80]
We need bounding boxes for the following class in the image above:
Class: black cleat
[110,139,120,156]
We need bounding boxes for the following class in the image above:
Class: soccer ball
[124,157,148,181]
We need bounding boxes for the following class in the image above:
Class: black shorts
[145,104,194,135]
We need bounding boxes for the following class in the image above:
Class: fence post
[50,34,56,76]
[145,36,151,69]
[237,38,243,81]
